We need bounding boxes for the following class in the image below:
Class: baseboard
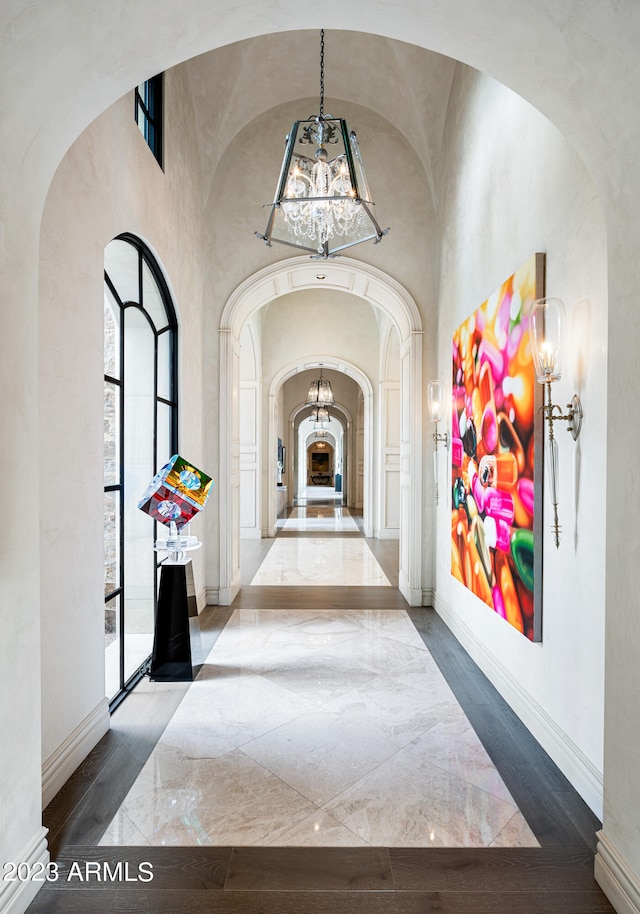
[240,528,262,539]
[41,698,110,809]
[422,588,434,607]
[434,592,603,818]
[218,572,241,606]
[398,570,423,606]
[596,830,640,914]
[378,529,400,540]
[197,586,208,612]
[205,586,220,605]
[0,827,48,914]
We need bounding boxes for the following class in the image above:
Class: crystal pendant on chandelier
[256,30,389,259]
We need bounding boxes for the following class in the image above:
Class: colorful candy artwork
[138,455,213,530]
[451,254,544,641]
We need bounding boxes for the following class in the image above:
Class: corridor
[32,495,610,912]
[96,495,535,848]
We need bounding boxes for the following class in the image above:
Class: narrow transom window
[135,74,163,168]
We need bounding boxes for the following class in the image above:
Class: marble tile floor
[250,536,391,586]
[99,605,539,849]
[277,505,361,533]
[296,485,343,503]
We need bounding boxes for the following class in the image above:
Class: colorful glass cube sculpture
[138,455,213,530]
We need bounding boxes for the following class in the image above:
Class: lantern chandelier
[309,405,331,424]
[256,29,389,259]
[306,365,335,407]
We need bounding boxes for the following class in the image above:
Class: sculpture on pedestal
[138,455,213,680]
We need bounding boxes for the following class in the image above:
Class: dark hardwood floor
[28,576,614,913]
[25,845,613,913]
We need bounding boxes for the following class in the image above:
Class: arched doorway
[270,360,368,536]
[307,439,334,486]
[219,255,423,605]
[294,401,349,507]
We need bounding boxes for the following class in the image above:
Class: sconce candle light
[529,296,583,548]
[427,380,449,505]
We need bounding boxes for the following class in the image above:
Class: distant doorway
[308,442,334,486]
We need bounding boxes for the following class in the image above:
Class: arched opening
[295,401,348,504]
[220,256,422,606]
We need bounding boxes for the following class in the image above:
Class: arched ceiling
[7,0,639,216]
[182,31,457,200]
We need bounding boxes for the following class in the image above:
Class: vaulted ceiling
[183,30,457,196]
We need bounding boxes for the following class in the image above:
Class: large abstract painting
[451,254,544,641]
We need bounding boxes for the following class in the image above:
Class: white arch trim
[220,255,422,342]
[219,256,423,606]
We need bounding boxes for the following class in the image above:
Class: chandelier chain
[319,29,325,117]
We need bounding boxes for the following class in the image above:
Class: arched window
[104,234,178,707]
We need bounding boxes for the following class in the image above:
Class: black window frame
[135,73,164,168]
[104,232,178,711]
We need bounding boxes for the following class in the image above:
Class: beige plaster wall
[433,66,608,814]
[38,67,209,767]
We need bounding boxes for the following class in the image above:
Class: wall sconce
[427,380,449,505]
[529,296,584,548]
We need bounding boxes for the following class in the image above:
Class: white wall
[38,68,209,788]
[433,67,608,816]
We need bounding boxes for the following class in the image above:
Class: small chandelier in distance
[256,30,389,259]
[309,405,331,424]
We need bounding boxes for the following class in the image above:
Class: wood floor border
[408,607,602,852]
[26,846,614,913]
